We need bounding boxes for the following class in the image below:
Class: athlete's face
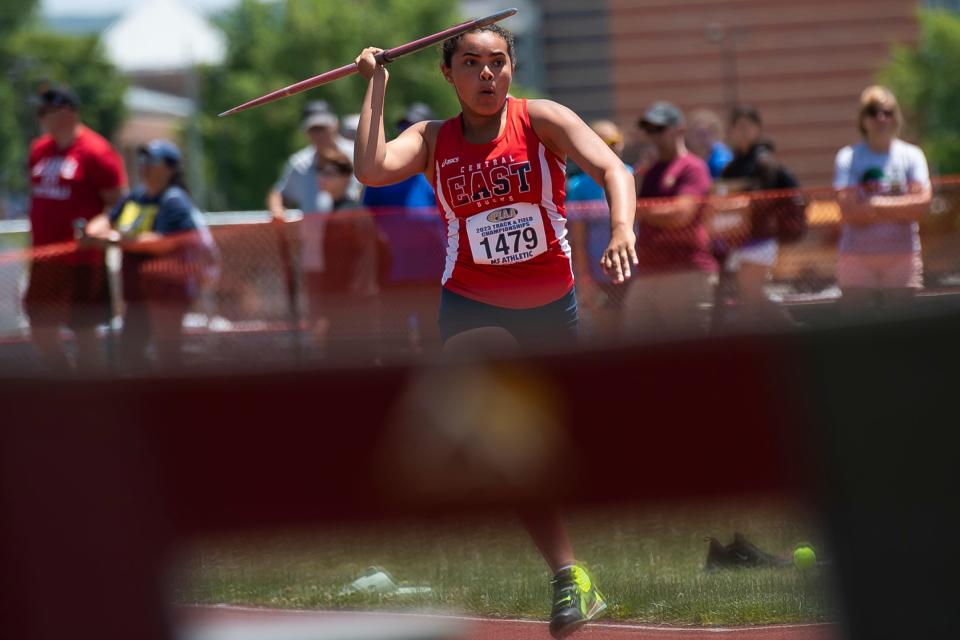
[442,31,513,116]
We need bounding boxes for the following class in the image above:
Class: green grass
[174,499,838,626]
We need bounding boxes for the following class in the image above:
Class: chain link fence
[3,178,960,372]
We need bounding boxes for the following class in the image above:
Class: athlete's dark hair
[441,23,517,68]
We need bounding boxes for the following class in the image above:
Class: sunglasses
[865,105,896,119]
[640,122,668,135]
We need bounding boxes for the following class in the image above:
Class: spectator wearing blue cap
[86,139,216,371]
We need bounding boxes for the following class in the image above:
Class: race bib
[465,203,547,266]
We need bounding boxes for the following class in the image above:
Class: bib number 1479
[478,227,539,261]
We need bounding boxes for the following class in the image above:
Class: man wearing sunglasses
[624,101,716,339]
[24,84,127,371]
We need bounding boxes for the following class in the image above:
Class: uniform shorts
[438,286,579,347]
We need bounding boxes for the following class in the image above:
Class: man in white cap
[267,100,356,221]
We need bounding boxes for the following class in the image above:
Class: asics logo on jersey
[487,207,518,223]
[441,157,460,168]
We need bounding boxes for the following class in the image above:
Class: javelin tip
[475,8,518,28]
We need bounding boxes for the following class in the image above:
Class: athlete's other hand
[355,47,388,82]
[601,226,637,284]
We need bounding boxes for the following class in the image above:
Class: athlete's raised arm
[528,99,637,284]
[354,47,433,187]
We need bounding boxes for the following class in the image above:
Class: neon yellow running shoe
[548,564,607,639]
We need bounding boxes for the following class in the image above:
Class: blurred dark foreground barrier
[2,310,959,639]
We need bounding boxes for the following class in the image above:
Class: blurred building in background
[39,0,951,191]
[534,0,923,187]
[44,0,224,198]
[102,0,223,202]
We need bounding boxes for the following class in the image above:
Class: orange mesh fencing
[2,178,960,372]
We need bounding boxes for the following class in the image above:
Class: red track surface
[178,605,840,640]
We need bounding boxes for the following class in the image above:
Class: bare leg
[73,327,102,373]
[120,303,152,374]
[442,328,577,573]
[149,302,188,370]
[442,326,520,357]
[519,509,576,573]
[30,326,71,371]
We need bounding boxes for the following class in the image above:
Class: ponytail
[166,167,191,197]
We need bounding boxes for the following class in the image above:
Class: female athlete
[354,24,636,638]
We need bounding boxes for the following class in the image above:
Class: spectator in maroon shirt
[624,102,716,339]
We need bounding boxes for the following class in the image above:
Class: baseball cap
[32,84,80,110]
[341,113,360,137]
[303,100,338,130]
[639,101,684,128]
[398,102,435,129]
[303,100,332,117]
[137,139,182,165]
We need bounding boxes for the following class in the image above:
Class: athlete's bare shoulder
[526,99,579,158]
[526,99,577,124]
[419,119,446,183]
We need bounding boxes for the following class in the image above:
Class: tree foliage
[880,9,960,175]
[1,3,127,212]
[0,0,38,210]
[199,0,464,210]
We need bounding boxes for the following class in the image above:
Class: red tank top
[432,98,573,309]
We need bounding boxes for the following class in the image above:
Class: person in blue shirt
[87,139,216,371]
[359,105,440,281]
[566,120,634,338]
[361,103,445,355]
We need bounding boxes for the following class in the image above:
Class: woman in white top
[833,86,931,316]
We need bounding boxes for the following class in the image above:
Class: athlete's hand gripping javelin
[354,47,431,189]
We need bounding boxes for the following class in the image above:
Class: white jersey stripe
[538,143,573,265]
[435,162,459,285]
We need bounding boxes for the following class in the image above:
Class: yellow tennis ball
[793,544,817,571]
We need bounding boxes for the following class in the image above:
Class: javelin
[218,8,518,117]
